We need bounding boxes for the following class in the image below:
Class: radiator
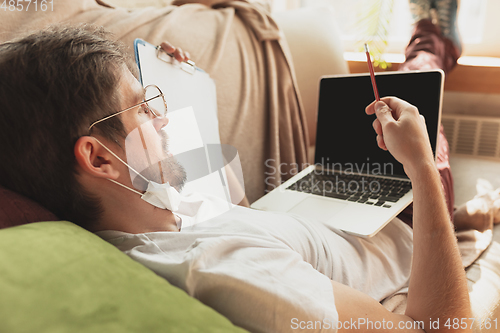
[442,114,500,160]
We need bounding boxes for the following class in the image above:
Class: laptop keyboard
[286,172,412,208]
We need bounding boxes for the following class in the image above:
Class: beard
[159,129,187,191]
[132,129,187,192]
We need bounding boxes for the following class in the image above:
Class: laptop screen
[315,70,443,179]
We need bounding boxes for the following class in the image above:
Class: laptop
[251,70,444,237]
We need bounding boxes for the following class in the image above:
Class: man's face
[115,66,187,192]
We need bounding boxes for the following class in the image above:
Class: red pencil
[364,43,380,101]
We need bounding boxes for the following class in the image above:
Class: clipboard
[134,38,220,146]
[134,39,238,209]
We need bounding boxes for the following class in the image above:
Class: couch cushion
[0,186,58,230]
[0,221,247,333]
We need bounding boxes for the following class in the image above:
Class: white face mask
[141,180,181,211]
[93,137,182,212]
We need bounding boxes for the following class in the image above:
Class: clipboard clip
[156,45,196,75]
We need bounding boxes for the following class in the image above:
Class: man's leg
[399,0,500,232]
[402,0,461,74]
[398,0,461,225]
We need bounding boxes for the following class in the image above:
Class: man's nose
[153,114,169,132]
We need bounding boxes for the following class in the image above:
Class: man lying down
[1,25,494,333]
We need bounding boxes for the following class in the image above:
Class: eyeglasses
[88,84,167,132]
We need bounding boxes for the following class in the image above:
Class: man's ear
[74,136,121,180]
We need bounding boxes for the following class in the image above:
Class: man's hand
[365,97,434,179]
[159,41,191,63]
[366,97,472,331]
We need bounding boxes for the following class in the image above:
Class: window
[273,0,496,57]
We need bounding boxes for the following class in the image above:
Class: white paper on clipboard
[134,39,243,213]
[135,39,219,146]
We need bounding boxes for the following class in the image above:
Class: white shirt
[96,194,413,333]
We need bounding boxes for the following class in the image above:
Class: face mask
[141,180,181,211]
[93,137,181,212]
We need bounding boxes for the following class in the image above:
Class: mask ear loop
[92,136,150,196]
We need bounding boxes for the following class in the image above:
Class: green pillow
[0,221,247,333]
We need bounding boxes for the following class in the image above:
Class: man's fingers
[372,118,383,136]
[376,135,387,151]
[373,118,387,150]
[370,103,391,151]
[366,96,412,118]
[160,41,189,62]
[365,97,394,115]
[160,41,175,53]
[173,48,186,62]
[374,101,396,127]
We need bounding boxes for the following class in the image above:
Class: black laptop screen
[315,71,443,179]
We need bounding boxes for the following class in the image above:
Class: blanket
[382,226,496,328]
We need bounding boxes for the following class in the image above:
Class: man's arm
[224,163,250,207]
[352,97,470,332]
[331,280,424,332]
[404,150,471,328]
[323,98,470,333]
[322,97,471,333]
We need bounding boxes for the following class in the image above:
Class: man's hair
[0,25,136,229]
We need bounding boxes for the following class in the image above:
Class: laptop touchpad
[287,197,348,223]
